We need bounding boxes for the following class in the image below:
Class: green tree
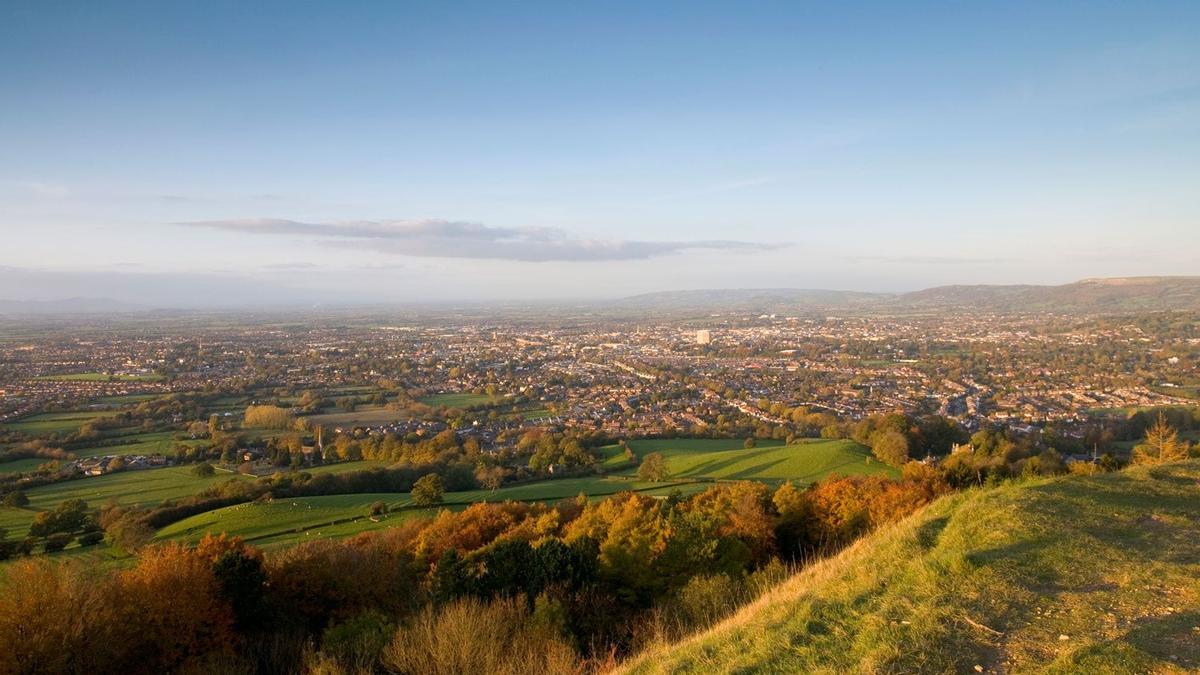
[211,549,267,629]
[2,491,29,508]
[192,462,215,477]
[105,515,154,553]
[637,452,670,482]
[871,430,910,467]
[411,473,445,506]
[29,499,90,537]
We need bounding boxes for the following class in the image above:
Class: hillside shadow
[915,516,950,550]
[1026,474,1196,515]
[678,452,768,478]
[725,458,791,480]
[1065,611,1200,670]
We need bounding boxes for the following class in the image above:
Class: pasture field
[502,405,554,420]
[93,393,162,405]
[0,465,248,537]
[71,430,203,459]
[289,460,394,475]
[1,410,115,434]
[158,476,706,549]
[0,458,48,474]
[35,372,164,382]
[419,392,505,408]
[598,437,898,484]
[156,493,427,547]
[307,406,406,428]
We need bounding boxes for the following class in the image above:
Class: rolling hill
[621,461,1200,674]
[614,277,1200,314]
[898,277,1200,313]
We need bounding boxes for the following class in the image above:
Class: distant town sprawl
[0,309,1194,455]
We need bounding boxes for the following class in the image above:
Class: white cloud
[177,218,783,262]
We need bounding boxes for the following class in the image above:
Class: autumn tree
[242,405,294,430]
[1132,413,1190,465]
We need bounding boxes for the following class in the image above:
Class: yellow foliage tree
[242,404,294,430]
[1132,413,1190,465]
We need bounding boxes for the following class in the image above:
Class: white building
[696,330,712,345]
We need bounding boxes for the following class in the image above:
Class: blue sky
[1,1,1197,305]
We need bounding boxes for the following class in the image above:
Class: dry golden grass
[382,596,580,675]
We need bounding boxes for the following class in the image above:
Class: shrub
[411,474,444,507]
[77,530,104,547]
[3,490,29,508]
[322,610,393,668]
[192,462,216,477]
[105,515,154,553]
[43,532,74,553]
[381,596,577,675]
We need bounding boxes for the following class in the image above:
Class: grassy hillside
[599,438,898,484]
[622,461,1200,674]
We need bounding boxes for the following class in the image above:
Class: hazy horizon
[2,2,1197,305]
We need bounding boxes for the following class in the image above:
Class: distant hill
[621,461,1200,673]
[612,288,891,312]
[0,297,149,315]
[899,277,1200,312]
[615,277,1200,314]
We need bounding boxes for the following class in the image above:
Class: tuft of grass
[620,461,1200,674]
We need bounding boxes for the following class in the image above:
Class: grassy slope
[622,461,1200,674]
[600,438,899,485]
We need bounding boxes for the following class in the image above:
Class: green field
[156,493,429,547]
[0,465,248,538]
[297,459,394,475]
[307,406,406,428]
[35,372,164,382]
[1,410,115,434]
[71,430,202,459]
[502,405,554,420]
[158,476,705,549]
[419,392,505,408]
[599,438,898,484]
[157,439,898,551]
[624,461,1200,674]
[0,458,48,474]
[93,393,162,405]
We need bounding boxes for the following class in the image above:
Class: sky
[1,1,1198,306]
